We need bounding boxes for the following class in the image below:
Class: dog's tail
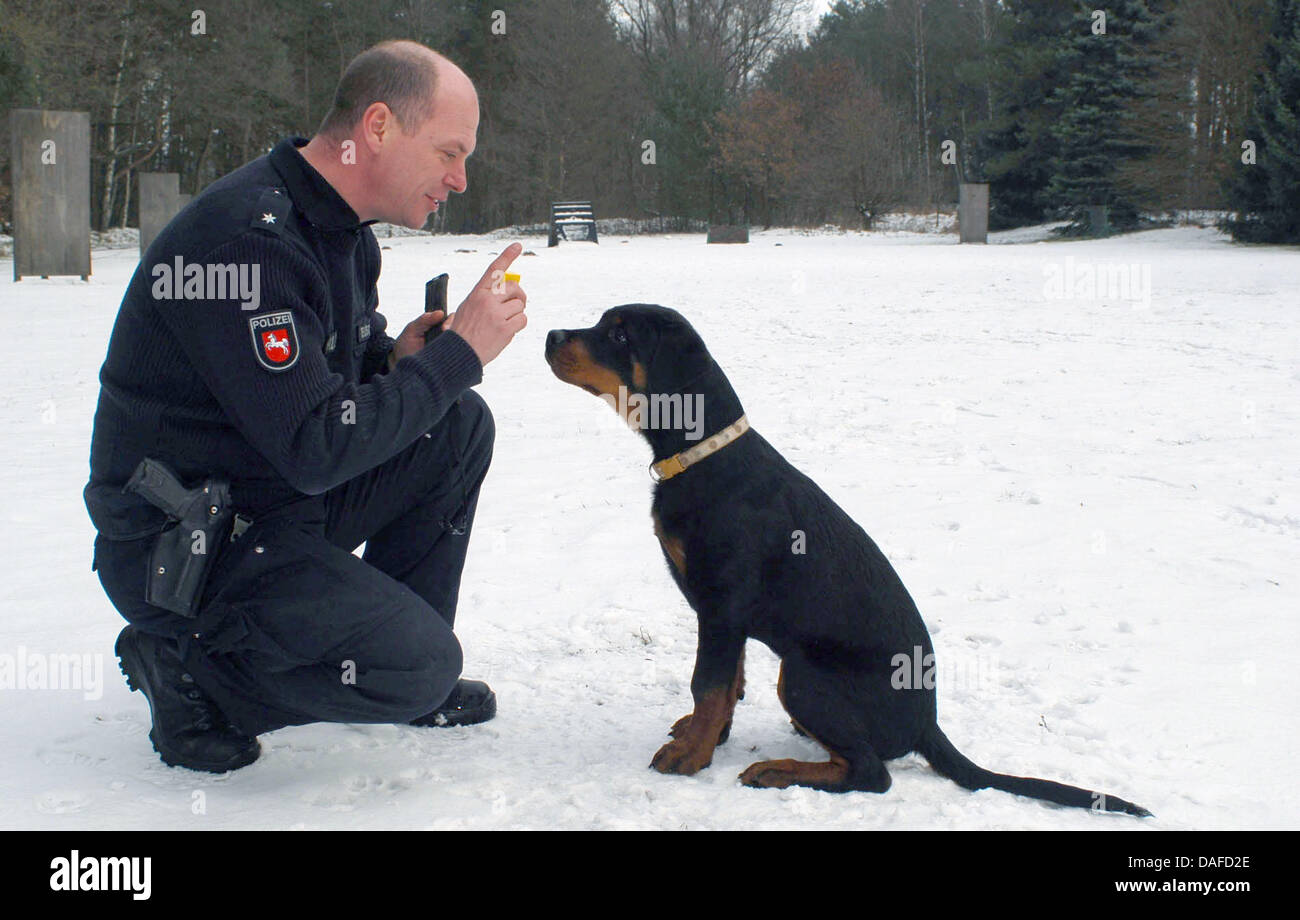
[917,723,1152,817]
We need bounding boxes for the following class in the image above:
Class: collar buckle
[649,415,748,483]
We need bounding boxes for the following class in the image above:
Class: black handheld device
[424,273,449,345]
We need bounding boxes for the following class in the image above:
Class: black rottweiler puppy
[545,304,1150,816]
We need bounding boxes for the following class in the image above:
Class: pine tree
[972,0,1075,230]
[1224,0,1300,242]
[1044,1,1167,233]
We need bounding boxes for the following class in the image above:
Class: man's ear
[360,102,394,153]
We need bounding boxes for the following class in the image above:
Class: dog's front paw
[670,713,732,745]
[651,737,715,775]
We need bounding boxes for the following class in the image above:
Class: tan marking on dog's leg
[739,755,851,789]
[670,649,744,741]
[651,512,686,577]
[652,686,732,774]
[742,658,851,789]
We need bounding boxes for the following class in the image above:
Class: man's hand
[387,243,528,371]
[441,243,528,366]
[388,310,448,369]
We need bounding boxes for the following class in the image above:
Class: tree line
[0,0,1295,240]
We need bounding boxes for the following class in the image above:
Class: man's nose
[445,163,468,194]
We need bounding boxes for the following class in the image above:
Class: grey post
[706,225,749,244]
[139,172,183,256]
[1086,205,1110,237]
[958,183,989,244]
[10,109,91,281]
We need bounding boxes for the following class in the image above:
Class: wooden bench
[549,201,598,247]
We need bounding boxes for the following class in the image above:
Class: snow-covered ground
[1,225,1297,830]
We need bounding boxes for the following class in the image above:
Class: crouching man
[84,41,526,771]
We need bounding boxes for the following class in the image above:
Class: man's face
[376,73,479,229]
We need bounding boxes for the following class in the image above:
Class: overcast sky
[801,0,836,37]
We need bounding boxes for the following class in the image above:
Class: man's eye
[609,326,628,346]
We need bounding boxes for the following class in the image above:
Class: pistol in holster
[124,458,247,618]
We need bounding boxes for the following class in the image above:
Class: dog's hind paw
[740,759,806,789]
[740,756,887,793]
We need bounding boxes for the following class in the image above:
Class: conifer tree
[974,0,1075,229]
[1045,1,1166,232]
[1224,0,1300,242]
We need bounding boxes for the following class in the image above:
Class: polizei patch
[248,311,299,371]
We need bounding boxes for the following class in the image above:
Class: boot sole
[411,689,497,727]
[116,630,260,774]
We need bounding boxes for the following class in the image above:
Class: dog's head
[544,304,712,407]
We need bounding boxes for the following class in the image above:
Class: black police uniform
[85,137,493,737]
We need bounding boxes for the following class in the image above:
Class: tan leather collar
[649,415,750,482]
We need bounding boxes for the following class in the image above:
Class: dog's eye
[609,326,628,346]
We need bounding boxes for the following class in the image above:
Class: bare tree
[803,63,911,228]
[1123,0,1269,210]
[612,0,811,92]
[712,88,800,225]
[494,0,644,219]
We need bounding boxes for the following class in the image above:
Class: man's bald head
[303,39,479,228]
[318,40,467,140]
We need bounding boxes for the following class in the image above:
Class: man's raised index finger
[480,242,523,285]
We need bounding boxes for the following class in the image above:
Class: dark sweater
[85,137,482,539]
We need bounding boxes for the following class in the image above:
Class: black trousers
[93,390,495,737]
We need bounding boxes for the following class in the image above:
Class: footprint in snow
[35,790,92,814]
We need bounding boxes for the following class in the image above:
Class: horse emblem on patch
[248,311,299,371]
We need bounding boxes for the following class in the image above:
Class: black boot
[115,625,260,773]
[409,678,497,727]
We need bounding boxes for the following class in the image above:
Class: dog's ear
[643,315,711,394]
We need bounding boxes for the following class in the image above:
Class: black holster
[124,458,238,618]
